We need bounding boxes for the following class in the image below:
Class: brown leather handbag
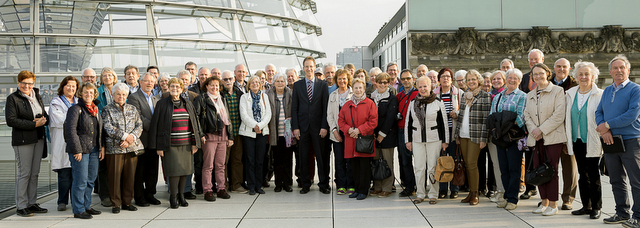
[452,145,466,186]
[435,149,455,183]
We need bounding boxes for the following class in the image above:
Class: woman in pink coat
[338,78,378,200]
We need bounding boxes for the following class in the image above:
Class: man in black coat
[292,56,330,194]
[127,73,161,206]
[519,49,545,93]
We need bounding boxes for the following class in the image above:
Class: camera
[396,113,403,120]
[35,114,43,118]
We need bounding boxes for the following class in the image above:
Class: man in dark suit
[519,49,545,93]
[292,56,330,194]
[127,72,161,207]
[189,67,210,95]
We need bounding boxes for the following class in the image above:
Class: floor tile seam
[235,193,260,228]
[141,206,170,228]
[395,176,433,228]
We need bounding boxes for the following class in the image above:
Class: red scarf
[85,102,98,117]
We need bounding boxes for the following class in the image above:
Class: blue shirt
[328,84,337,95]
[142,90,154,114]
[596,79,640,140]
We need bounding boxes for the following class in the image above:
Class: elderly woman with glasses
[6,70,49,217]
[524,63,567,216]
[370,72,398,198]
[102,82,144,214]
[267,74,295,192]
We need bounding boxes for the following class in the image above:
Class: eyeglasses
[19,81,34,87]
[222,78,234,81]
[377,81,389,84]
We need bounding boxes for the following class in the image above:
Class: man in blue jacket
[596,54,640,227]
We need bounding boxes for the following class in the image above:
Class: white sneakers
[497,200,508,208]
[542,207,558,216]
[490,192,504,203]
[505,202,517,210]
[532,205,547,214]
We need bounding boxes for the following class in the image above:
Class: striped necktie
[307,80,313,101]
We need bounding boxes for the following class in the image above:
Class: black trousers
[134,149,159,200]
[352,157,372,194]
[524,149,536,192]
[478,146,497,192]
[273,137,294,187]
[263,143,274,183]
[298,130,330,189]
[96,158,110,200]
[574,139,602,210]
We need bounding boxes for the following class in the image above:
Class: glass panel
[244,51,300,76]
[0,37,31,73]
[37,37,149,73]
[154,40,243,75]
[39,1,147,36]
[158,0,242,8]
[240,15,299,47]
[239,0,295,17]
[295,31,323,53]
[289,5,319,27]
[0,1,31,33]
[153,5,243,41]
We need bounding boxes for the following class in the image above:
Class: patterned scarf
[370,87,390,105]
[251,90,262,122]
[207,91,230,126]
[464,87,482,106]
[414,92,437,129]
[20,89,42,118]
[85,100,98,117]
[352,94,366,106]
[60,95,76,108]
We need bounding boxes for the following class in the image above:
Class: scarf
[414,93,437,129]
[251,90,262,122]
[60,95,76,108]
[85,101,98,117]
[207,91,230,126]
[464,87,482,106]
[490,87,505,100]
[370,88,390,105]
[20,89,42,118]
[352,94,366,106]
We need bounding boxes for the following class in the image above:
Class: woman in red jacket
[338,78,378,200]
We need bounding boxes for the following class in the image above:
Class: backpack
[434,152,455,183]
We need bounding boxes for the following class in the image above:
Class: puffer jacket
[64,99,102,154]
[524,84,567,146]
[5,88,49,146]
[565,84,603,157]
[194,93,232,136]
[101,102,144,154]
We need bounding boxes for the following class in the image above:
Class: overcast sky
[314,0,405,65]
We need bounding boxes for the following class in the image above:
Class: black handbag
[524,140,555,186]
[371,157,391,180]
[350,106,375,154]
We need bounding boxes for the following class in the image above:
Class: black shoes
[183,192,197,199]
[256,188,266,194]
[169,195,179,209]
[178,194,189,207]
[320,188,331,194]
[135,198,150,207]
[572,207,592,215]
[520,191,532,199]
[217,190,231,199]
[283,186,293,192]
[561,204,572,210]
[122,204,138,211]
[85,208,102,215]
[263,180,271,188]
[195,189,203,195]
[204,191,216,201]
[450,191,459,199]
[438,191,447,199]
[74,212,93,219]
[112,207,120,214]
[300,187,310,194]
[249,190,256,195]
[398,190,414,197]
[27,204,47,213]
[590,210,601,219]
[16,209,33,217]
[274,186,282,192]
[146,196,161,205]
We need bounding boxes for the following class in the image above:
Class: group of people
[6,52,640,227]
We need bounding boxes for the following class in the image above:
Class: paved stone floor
[0,171,620,228]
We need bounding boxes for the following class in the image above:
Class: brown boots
[461,191,479,205]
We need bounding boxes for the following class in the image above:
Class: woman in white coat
[239,76,272,195]
[49,76,79,211]
[565,61,604,219]
[405,77,449,204]
[326,69,354,195]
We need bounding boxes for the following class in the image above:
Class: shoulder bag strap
[350,106,356,132]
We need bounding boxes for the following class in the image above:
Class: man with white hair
[454,70,468,91]
[426,70,439,89]
[324,63,337,94]
[265,64,277,90]
[500,59,514,72]
[81,68,97,85]
[234,64,248,93]
[519,49,545,93]
[211,68,222,78]
[416,64,428,77]
[221,70,247,194]
[550,57,578,210]
[286,69,298,90]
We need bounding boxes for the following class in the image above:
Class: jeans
[333,141,353,189]
[397,131,415,192]
[604,138,640,219]
[243,134,268,191]
[69,146,99,214]
[56,168,73,205]
[497,142,522,204]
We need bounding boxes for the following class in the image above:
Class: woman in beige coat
[564,61,604,219]
[523,63,567,216]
